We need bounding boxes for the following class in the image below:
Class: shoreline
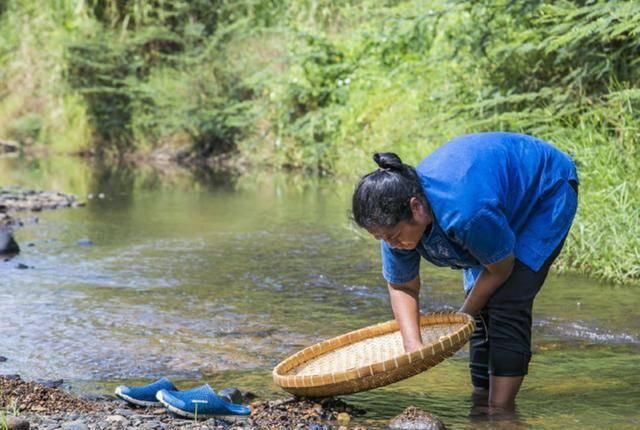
[0,375,378,430]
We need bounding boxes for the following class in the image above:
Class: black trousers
[469,181,578,388]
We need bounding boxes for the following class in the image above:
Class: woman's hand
[460,254,515,316]
[388,276,423,353]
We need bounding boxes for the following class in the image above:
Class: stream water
[1,156,638,429]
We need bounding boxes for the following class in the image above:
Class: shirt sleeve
[462,207,515,266]
[380,240,421,284]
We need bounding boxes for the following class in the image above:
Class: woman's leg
[483,237,568,410]
[489,375,524,410]
[477,180,579,410]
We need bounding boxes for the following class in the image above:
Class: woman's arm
[459,254,515,316]
[388,275,423,353]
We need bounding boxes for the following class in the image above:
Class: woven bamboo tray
[273,311,475,397]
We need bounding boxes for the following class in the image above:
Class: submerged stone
[388,406,446,430]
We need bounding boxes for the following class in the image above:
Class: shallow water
[1,156,639,429]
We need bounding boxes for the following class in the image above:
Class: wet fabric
[469,228,571,386]
[381,132,578,292]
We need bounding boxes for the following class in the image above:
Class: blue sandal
[115,377,177,407]
[156,384,250,421]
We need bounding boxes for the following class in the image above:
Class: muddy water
[1,157,638,429]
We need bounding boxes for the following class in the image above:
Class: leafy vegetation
[0,0,638,284]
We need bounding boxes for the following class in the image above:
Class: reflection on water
[1,156,639,429]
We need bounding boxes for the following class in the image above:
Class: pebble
[140,421,164,430]
[61,420,89,430]
[337,412,351,425]
[106,415,130,427]
[0,356,7,362]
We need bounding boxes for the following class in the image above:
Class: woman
[352,132,578,410]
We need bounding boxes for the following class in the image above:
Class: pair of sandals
[115,377,250,421]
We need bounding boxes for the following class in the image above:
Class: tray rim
[272,311,475,392]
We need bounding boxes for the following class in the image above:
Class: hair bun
[373,152,403,170]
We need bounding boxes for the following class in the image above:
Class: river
[1,156,638,429]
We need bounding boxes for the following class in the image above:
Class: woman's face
[367,197,432,250]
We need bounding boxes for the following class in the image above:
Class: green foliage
[66,39,138,151]
[6,112,42,144]
[1,0,639,284]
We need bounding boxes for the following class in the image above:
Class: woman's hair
[352,152,427,229]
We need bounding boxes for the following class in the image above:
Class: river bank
[0,376,448,430]
[0,186,85,257]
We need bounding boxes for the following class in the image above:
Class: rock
[0,356,7,362]
[4,416,29,430]
[388,406,446,430]
[336,412,351,426]
[39,418,59,427]
[76,239,94,246]
[106,415,129,426]
[77,392,112,402]
[140,421,163,430]
[16,263,29,269]
[0,229,19,254]
[61,421,89,430]
[1,374,21,380]
[218,387,244,404]
[242,391,257,403]
[114,408,134,417]
[0,140,19,153]
[35,379,64,389]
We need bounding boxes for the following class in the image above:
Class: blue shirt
[381,132,578,292]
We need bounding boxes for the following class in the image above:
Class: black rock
[218,387,244,404]
[0,356,7,362]
[0,229,20,255]
[243,391,258,403]
[5,416,29,430]
[16,263,29,269]
[77,239,95,246]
